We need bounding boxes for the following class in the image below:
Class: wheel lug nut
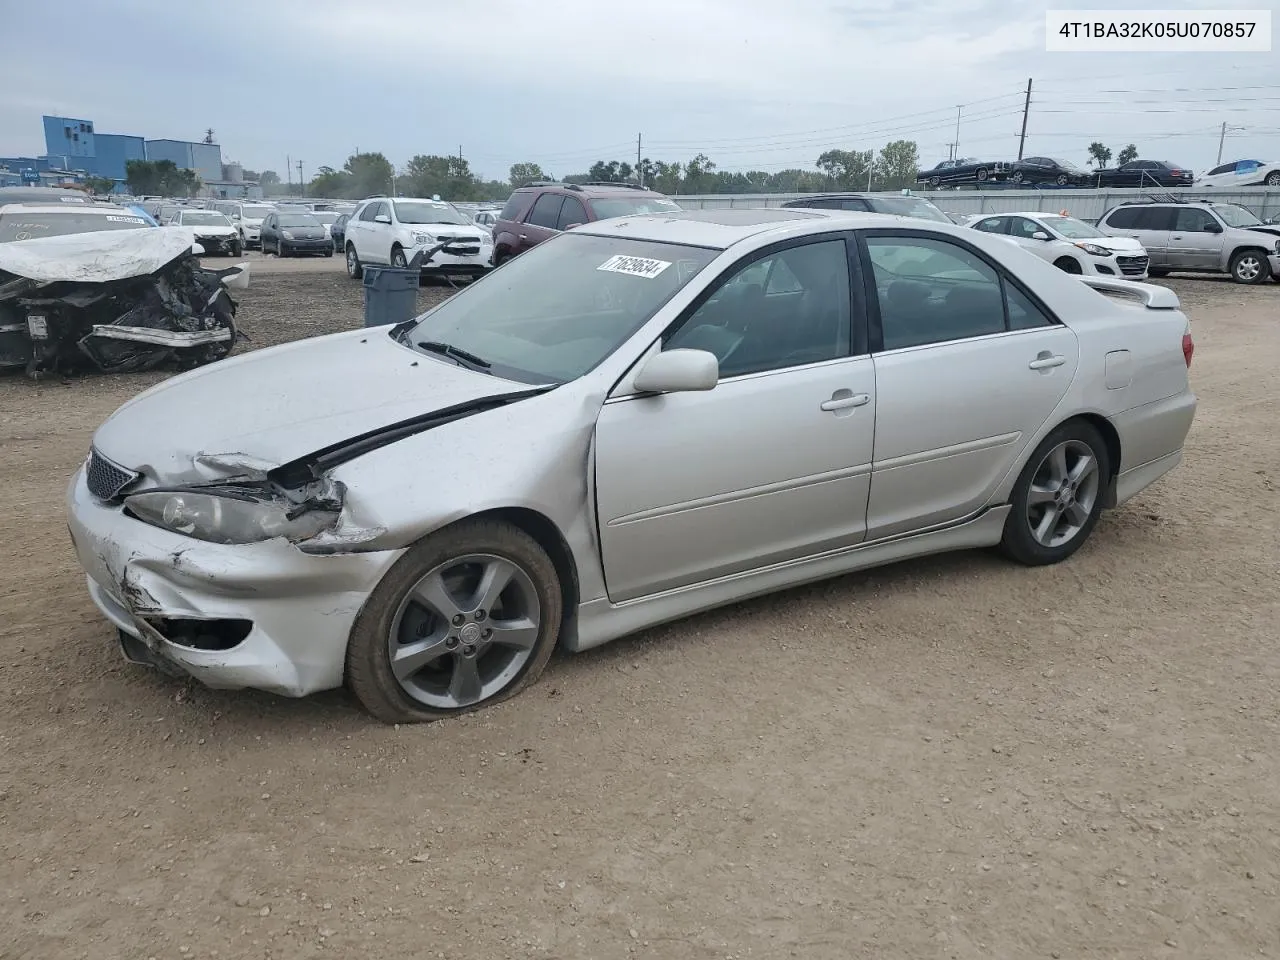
[463,644,475,656]
[451,614,465,626]
[474,608,486,620]
[482,628,492,639]
[445,637,459,649]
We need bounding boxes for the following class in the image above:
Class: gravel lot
[1,262,1278,960]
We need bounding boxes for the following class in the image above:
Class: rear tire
[1053,257,1084,274]
[1000,419,1111,567]
[346,243,363,279]
[1265,170,1280,187]
[1229,249,1271,285]
[231,240,242,257]
[975,167,989,182]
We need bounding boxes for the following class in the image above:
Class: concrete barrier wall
[670,188,1280,222]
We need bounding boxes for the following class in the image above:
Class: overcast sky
[2,0,1277,181]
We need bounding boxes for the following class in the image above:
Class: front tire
[999,420,1110,566]
[231,240,242,257]
[975,167,990,182]
[1229,249,1271,284]
[346,243,363,279]
[346,519,563,724]
[1053,256,1084,274]
[390,245,408,268]
[1056,173,1069,186]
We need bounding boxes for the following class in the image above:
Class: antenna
[203,128,216,144]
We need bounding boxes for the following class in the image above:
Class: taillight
[1182,331,1194,368]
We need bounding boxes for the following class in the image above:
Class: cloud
[0,0,1276,179]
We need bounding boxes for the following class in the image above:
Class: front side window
[557,196,587,230]
[973,217,1008,234]
[404,233,717,384]
[665,239,852,378]
[866,197,951,223]
[1174,208,1217,232]
[358,202,379,222]
[1008,217,1045,240]
[865,236,1007,350]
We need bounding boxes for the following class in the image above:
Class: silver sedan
[67,209,1197,723]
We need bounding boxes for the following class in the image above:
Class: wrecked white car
[0,221,247,377]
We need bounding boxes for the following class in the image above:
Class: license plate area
[27,314,48,339]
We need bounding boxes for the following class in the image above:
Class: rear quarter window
[500,192,535,222]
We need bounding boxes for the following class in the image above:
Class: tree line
[1086,143,1140,169]
[296,141,923,202]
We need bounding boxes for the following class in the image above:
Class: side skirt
[566,505,1011,653]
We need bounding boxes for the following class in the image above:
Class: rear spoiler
[1079,275,1180,310]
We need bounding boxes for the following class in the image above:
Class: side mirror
[633,349,719,394]
[1204,222,1223,234]
[374,214,392,224]
[1031,231,1051,241]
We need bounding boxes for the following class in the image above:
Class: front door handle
[820,392,870,412]
[1029,354,1065,370]
[518,234,527,240]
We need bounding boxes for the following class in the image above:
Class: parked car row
[913,156,1280,190]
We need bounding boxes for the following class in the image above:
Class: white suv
[343,196,493,280]
[214,201,276,250]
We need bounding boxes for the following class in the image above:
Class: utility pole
[953,105,962,158]
[1017,78,1033,160]
[286,154,291,193]
[296,160,304,197]
[637,133,643,186]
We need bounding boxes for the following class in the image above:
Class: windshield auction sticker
[598,255,672,279]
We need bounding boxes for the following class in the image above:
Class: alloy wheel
[387,554,541,710]
[1025,440,1100,548]
[1234,255,1262,282]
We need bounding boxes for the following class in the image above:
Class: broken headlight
[124,489,338,545]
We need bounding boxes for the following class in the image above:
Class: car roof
[572,208,943,250]
[516,181,669,198]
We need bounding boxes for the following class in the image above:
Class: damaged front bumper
[66,466,403,697]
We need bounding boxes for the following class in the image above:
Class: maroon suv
[492,181,681,265]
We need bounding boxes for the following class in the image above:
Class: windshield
[394,200,469,225]
[181,212,231,226]
[588,197,682,220]
[1214,204,1262,228]
[311,211,338,224]
[240,205,272,219]
[866,196,951,223]
[404,233,717,383]
[1040,215,1104,239]
[1050,158,1086,173]
[278,214,320,227]
[0,211,151,242]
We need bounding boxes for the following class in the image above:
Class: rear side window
[358,202,379,222]
[526,193,565,229]
[499,191,535,222]
[973,217,1008,234]
[1104,207,1174,230]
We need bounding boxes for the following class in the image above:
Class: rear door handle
[820,393,870,412]
[518,234,527,240]
[1029,354,1065,370]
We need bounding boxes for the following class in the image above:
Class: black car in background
[1007,157,1090,186]
[1093,160,1194,188]
[259,210,333,257]
[330,213,349,250]
[915,157,1010,187]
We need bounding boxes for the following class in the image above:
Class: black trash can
[362,264,420,328]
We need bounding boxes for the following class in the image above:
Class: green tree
[1116,143,1139,165]
[307,166,352,198]
[682,154,716,193]
[872,140,920,190]
[125,159,201,197]
[816,148,874,189]
[401,154,481,200]
[1087,142,1113,168]
[343,152,395,199]
[508,162,546,187]
[83,176,115,196]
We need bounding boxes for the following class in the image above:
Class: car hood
[240,217,265,227]
[1245,225,1280,239]
[0,226,197,283]
[92,328,539,482]
[417,224,488,240]
[187,225,238,237]
[279,224,327,239]
[1085,236,1145,253]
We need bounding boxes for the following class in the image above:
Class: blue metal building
[144,139,223,183]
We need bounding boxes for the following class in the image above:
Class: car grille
[86,447,141,501]
[1116,255,1149,276]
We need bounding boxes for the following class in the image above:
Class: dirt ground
[1,265,1277,960]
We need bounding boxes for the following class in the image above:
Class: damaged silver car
[68,209,1195,724]
[0,208,247,377]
